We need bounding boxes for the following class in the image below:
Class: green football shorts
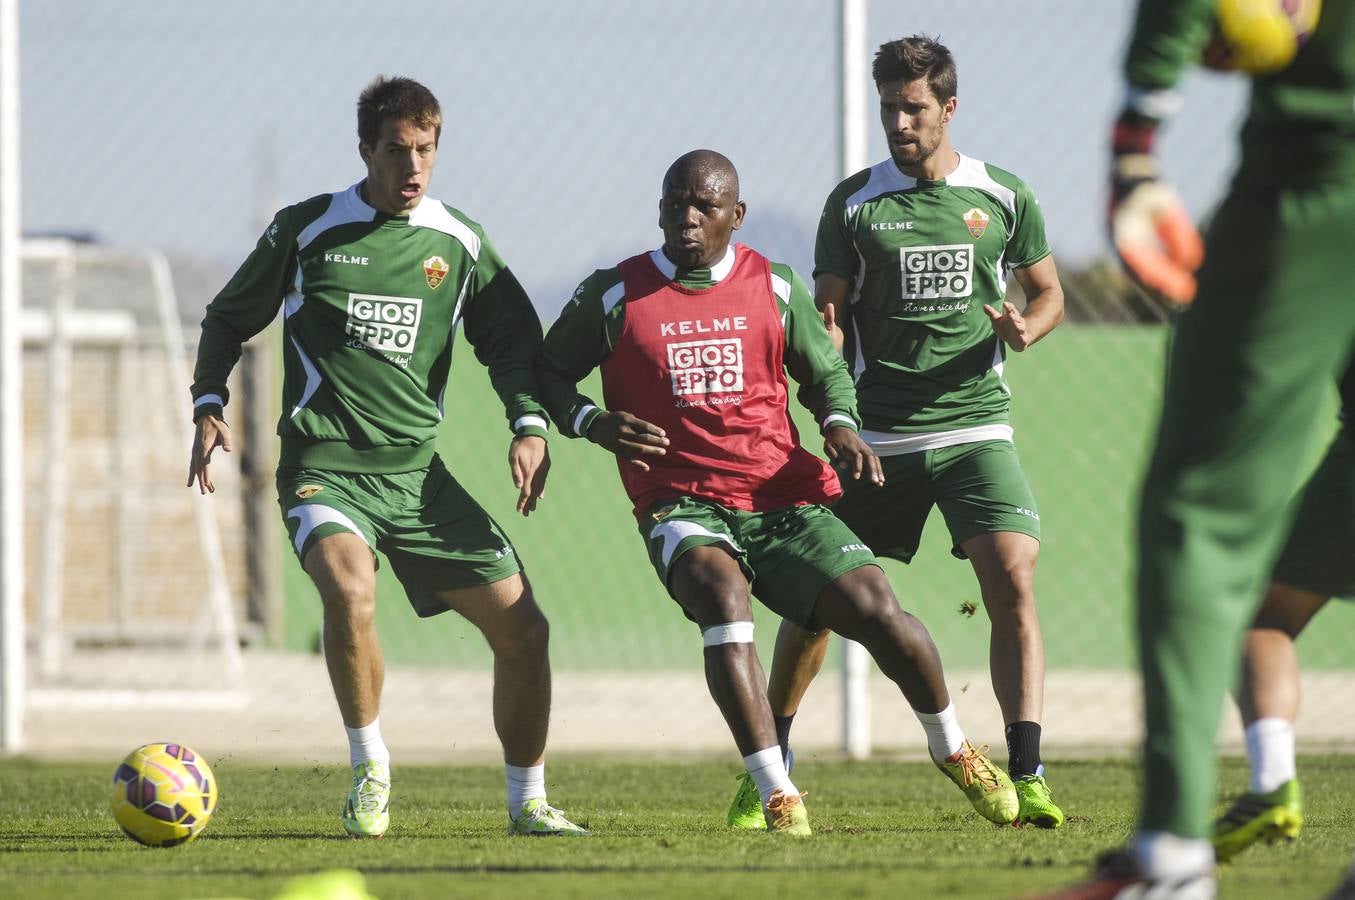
[637,496,880,628]
[833,439,1041,563]
[1271,426,1354,599]
[277,454,523,617]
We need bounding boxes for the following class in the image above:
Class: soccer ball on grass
[1202,0,1322,73]
[110,742,218,847]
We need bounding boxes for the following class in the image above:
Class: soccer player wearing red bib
[537,150,1017,835]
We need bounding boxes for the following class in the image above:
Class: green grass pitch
[1,755,1352,899]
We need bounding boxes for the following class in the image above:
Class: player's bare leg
[962,531,1043,725]
[436,573,551,767]
[672,546,808,834]
[811,565,1018,824]
[303,532,391,836]
[305,533,384,729]
[670,547,778,754]
[810,566,950,711]
[1214,581,1326,861]
[1239,582,1327,724]
[767,621,831,718]
[436,573,587,836]
[961,530,1061,827]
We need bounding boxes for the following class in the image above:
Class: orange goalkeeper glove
[1109,112,1204,306]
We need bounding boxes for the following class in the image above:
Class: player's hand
[1109,114,1204,305]
[821,302,845,353]
[585,410,669,471]
[187,414,233,495]
[984,301,1032,351]
[509,434,550,517]
[823,425,883,486]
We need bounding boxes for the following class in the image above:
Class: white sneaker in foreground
[508,798,591,836]
[342,760,391,838]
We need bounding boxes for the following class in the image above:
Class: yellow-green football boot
[342,760,391,838]
[1015,774,1066,829]
[934,741,1018,825]
[508,798,591,836]
[1212,779,1303,862]
[764,789,811,836]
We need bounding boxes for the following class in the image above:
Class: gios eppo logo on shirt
[667,338,744,396]
[899,244,973,300]
[345,293,423,365]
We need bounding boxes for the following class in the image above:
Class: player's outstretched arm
[508,434,550,517]
[187,414,233,496]
[584,411,669,472]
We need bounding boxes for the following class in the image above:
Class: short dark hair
[872,35,957,101]
[356,76,442,147]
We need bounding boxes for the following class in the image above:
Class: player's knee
[495,599,551,660]
[318,573,376,623]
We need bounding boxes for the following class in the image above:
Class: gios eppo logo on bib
[900,244,974,300]
[345,293,423,365]
[667,338,744,397]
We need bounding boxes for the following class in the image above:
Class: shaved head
[663,149,740,200]
[658,149,745,270]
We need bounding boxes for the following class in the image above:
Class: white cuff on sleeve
[571,403,599,437]
[513,415,548,433]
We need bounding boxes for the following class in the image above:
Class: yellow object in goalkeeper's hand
[1203,0,1322,74]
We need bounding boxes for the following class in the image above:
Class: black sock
[1005,721,1042,778]
[774,714,795,764]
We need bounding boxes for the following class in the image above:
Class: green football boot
[727,772,765,830]
[1015,774,1065,829]
[342,760,391,838]
[508,798,591,836]
[764,789,811,836]
[933,741,1019,825]
[727,749,794,830]
[1212,779,1303,863]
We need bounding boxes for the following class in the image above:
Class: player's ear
[942,95,958,124]
[358,141,373,167]
[732,200,746,231]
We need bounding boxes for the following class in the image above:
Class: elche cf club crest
[423,256,449,290]
[962,208,989,239]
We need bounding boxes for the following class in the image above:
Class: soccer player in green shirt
[187,76,587,839]
[727,35,1067,831]
[1046,0,1354,895]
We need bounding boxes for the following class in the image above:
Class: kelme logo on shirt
[962,208,990,239]
[345,292,423,366]
[668,338,744,398]
[899,244,973,301]
[423,255,449,290]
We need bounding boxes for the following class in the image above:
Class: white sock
[344,718,391,769]
[743,746,797,808]
[1246,717,1297,794]
[914,703,966,761]
[506,762,546,818]
[1131,831,1215,880]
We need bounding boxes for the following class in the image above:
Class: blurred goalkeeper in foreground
[187,76,587,839]
[1045,0,1355,897]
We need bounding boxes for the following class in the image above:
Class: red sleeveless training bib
[600,245,839,515]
